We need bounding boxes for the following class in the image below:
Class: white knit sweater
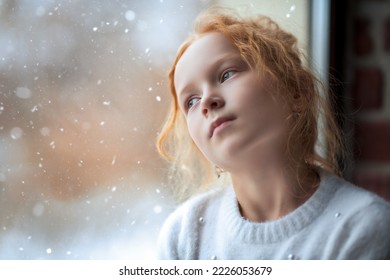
[158,172,390,259]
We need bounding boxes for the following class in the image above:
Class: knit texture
[158,172,390,259]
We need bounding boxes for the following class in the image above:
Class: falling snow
[15,87,32,99]
[0,0,300,260]
[125,10,136,21]
[153,205,162,214]
[33,203,45,217]
[10,127,23,140]
[40,127,50,136]
[35,6,46,17]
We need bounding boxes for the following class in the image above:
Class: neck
[230,158,318,222]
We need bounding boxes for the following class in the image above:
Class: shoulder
[326,173,390,214]
[157,186,228,259]
[322,173,390,259]
[163,185,228,230]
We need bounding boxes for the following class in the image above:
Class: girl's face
[174,32,290,171]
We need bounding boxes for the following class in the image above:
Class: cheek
[229,77,264,104]
[186,115,204,148]
[239,81,277,113]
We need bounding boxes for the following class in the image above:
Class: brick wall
[346,0,390,200]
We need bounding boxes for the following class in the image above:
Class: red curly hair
[157,8,343,200]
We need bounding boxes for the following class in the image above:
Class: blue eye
[221,70,236,83]
[187,96,200,110]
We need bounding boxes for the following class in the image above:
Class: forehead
[174,32,239,92]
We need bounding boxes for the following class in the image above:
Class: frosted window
[0,0,309,259]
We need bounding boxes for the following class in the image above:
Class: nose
[201,86,224,117]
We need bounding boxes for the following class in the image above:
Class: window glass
[0,0,308,259]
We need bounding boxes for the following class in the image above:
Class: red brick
[384,17,390,52]
[354,121,390,161]
[352,67,383,110]
[353,172,390,201]
[353,17,373,56]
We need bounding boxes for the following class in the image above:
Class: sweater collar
[221,171,339,244]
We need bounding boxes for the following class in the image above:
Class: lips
[209,116,235,137]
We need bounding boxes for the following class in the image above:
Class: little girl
[156,8,390,260]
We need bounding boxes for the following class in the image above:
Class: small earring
[216,166,224,178]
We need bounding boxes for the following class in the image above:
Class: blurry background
[1,0,389,259]
[0,0,308,259]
